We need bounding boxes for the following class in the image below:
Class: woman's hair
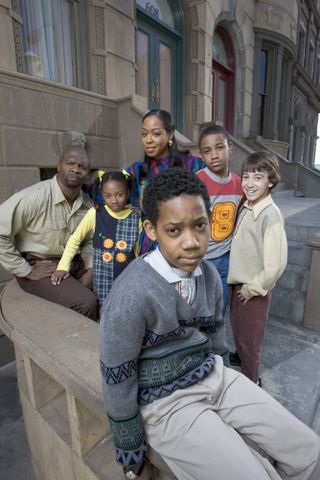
[241,151,281,190]
[142,167,211,225]
[92,170,136,206]
[198,124,231,149]
[140,109,188,183]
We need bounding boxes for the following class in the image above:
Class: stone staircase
[270,188,320,326]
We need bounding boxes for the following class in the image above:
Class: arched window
[212,26,235,134]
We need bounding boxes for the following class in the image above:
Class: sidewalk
[1,317,320,480]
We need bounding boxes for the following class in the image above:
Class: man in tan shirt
[0,145,98,320]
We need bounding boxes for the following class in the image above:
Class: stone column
[288,120,294,161]
[269,45,284,140]
[0,0,17,70]
[303,232,320,331]
[300,127,306,164]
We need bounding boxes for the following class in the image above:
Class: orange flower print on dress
[116,252,127,263]
[116,240,127,250]
[102,252,113,262]
[103,238,114,249]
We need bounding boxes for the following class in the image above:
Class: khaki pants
[141,357,320,480]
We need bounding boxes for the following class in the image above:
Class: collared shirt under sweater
[99,256,223,467]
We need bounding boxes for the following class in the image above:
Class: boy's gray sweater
[100,257,223,467]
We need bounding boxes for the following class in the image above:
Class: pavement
[1,192,320,479]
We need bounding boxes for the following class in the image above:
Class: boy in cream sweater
[228,151,287,386]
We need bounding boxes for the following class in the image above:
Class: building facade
[1,1,320,197]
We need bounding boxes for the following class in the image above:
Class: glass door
[136,1,183,130]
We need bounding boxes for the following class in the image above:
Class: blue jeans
[207,252,230,366]
[208,252,230,318]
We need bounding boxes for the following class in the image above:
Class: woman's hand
[51,270,70,285]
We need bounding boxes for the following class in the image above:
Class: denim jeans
[207,252,230,318]
[207,252,230,366]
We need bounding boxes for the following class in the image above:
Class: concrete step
[287,241,313,268]
[272,189,295,198]
[277,264,309,293]
[285,224,319,243]
[269,289,305,325]
[262,341,320,428]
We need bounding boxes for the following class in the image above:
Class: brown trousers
[17,254,98,321]
[230,284,271,383]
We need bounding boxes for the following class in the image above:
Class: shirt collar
[51,175,92,210]
[144,247,202,284]
[104,204,132,219]
[243,194,273,220]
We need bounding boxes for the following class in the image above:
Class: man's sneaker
[257,378,262,388]
[229,351,241,367]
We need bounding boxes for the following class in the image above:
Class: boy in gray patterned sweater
[100,168,320,480]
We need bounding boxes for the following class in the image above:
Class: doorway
[136,0,184,130]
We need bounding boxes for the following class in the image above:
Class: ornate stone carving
[265,5,282,31]
[63,131,87,148]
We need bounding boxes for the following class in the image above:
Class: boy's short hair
[142,167,211,225]
[198,124,231,148]
[241,151,281,190]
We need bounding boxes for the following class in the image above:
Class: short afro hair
[142,167,211,225]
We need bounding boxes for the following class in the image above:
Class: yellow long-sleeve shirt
[227,195,288,300]
[57,205,139,272]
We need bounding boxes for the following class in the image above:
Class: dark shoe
[257,378,262,388]
[229,351,241,367]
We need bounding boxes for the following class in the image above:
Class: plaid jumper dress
[93,206,140,308]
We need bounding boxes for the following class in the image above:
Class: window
[297,25,306,66]
[308,42,315,78]
[19,0,88,89]
[257,49,268,135]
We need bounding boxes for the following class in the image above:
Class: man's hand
[51,270,70,285]
[79,268,93,289]
[26,260,57,281]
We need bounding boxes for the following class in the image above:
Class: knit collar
[202,167,231,184]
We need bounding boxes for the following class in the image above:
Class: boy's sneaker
[229,351,241,366]
[257,378,262,388]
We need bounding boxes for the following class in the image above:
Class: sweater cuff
[108,411,148,467]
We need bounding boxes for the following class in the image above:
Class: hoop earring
[168,140,173,147]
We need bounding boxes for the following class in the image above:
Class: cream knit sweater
[227,195,288,300]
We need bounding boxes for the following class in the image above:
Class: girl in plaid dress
[51,171,140,310]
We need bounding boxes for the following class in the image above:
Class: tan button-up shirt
[0,175,93,277]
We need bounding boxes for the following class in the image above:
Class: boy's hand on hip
[237,289,249,305]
